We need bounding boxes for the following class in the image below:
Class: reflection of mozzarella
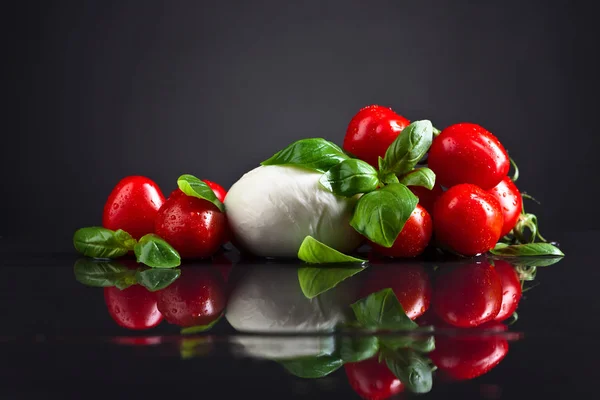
[225,266,358,359]
[224,165,362,258]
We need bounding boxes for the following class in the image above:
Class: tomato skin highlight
[203,179,227,203]
[493,260,522,321]
[433,183,504,256]
[155,189,227,259]
[156,266,226,328]
[102,176,166,240]
[104,285,163,330]
[487,176,523,237]
[409,184,443,216]
[344,356,404,400]
[343,105,410,168]
[432,262,503,327]
[370,204,432,258]
[428,123,510,190]
[359,263,432,320]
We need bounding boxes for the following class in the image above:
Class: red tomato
[155,189,227,259]
[343,105,410,168]
[409,184,443,216]
[432,262,503,327]
[359,264,432,320]
[102,176,165,240]
[370,204,432,258]
[428,123,510,190]
[433,183,503,256]
[203,179,227,202]
[104,285,163,330]
[430,322,509,380]
[487,177,523,237]
[345,356,404,400]
[493,260,522,321]
[156,266,226,327]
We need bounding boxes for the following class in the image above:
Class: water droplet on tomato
[113,203,119,210]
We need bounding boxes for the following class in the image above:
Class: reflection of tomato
[430,322,509,380]
[360,263,431,320]
[156,266,226,327]
[493,260,522,321]
[104,285,163,330]
[345,356,404,400]
[432,262,502,327]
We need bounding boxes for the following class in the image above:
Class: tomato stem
[509,156,519,182]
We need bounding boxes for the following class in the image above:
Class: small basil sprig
[350,183,418,248]
[379,120,433,176]
[261,138,349,173]
[177,174,224,211]
[134,234,181,268]
[73,227,136,259]
[319,158,379,197]
[490,242,564,257]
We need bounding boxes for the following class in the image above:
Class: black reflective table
[1,232,598,399]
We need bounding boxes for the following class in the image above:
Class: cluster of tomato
[343,105,522,257]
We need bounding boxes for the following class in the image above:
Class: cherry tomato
[487,176,523,237]
[432,262,502,327]
[370,204,432,258]
[493,260,522,322]
[344,356,404,400]
[343,105,410,168]
[104,285,163,330]
[430,322,509,380]
[203,179,227,202]
[409,184,443,216]
[433,183,503,256]
[156,266,226,327]
[359,263,432,320]
[155,189,227,259]
[428,123,510,190]
[102,176,165,240]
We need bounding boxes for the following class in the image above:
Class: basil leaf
[181,314,223,334]
[298,236,366,264]
[260,138,349,173]
[380,332,435,353]
[298,265,366,299]
[398,167,436,190]
[73,227,136,259]
[319,158,379,197]
[385,349,433,394]
[135,268,181,291]
[381,120,433,176]
[490,243,564,257]
[349,183,418,248]
[379,172,400,185]
[134,234,181,268]
[350,288,418,331]
[73,258,136,288]
[177,174,224,211]
[339,336,379,363]
[280,355,343,379]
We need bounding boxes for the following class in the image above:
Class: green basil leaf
[381,120,433,175]
[490,243,564,257]
[73,227,135,259]
[135,268,181,291]
[349,183,418,248]
[379,172,400,185]
[298,264,366,299]
[385,349,433,394]
[380,331,435,353]
[319,158,379,196]
[134,234,181,268]
[298,236,366,264]
[339,336,379,363]
[73,258,136,288]
[350,288,418,331]
[181,314,223,334]
[398,168,436,190]
[280,355,343,379]
[260,138,349,173]
[177,174,225,211]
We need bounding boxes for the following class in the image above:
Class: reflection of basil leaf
[261,138,349,173]
[298,236,366,264]
[135,268,181,291]
[280,355,343,378]
[380,331,435,353]
[73,258,136,288]
[493,256,563,268]
[349,184,418,248]
[490,243,564,257]
[398,167,436,190]
[380,120,433,176]
[319,158,379,197]
[339,336,379,363]
[298,264,366,299]
[134,234,181,268]
[350,288,418,331]
[385,349,433,394]
[73,227,136,259]
[177,174,224,211]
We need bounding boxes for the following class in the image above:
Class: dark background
[2,0,598,251]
